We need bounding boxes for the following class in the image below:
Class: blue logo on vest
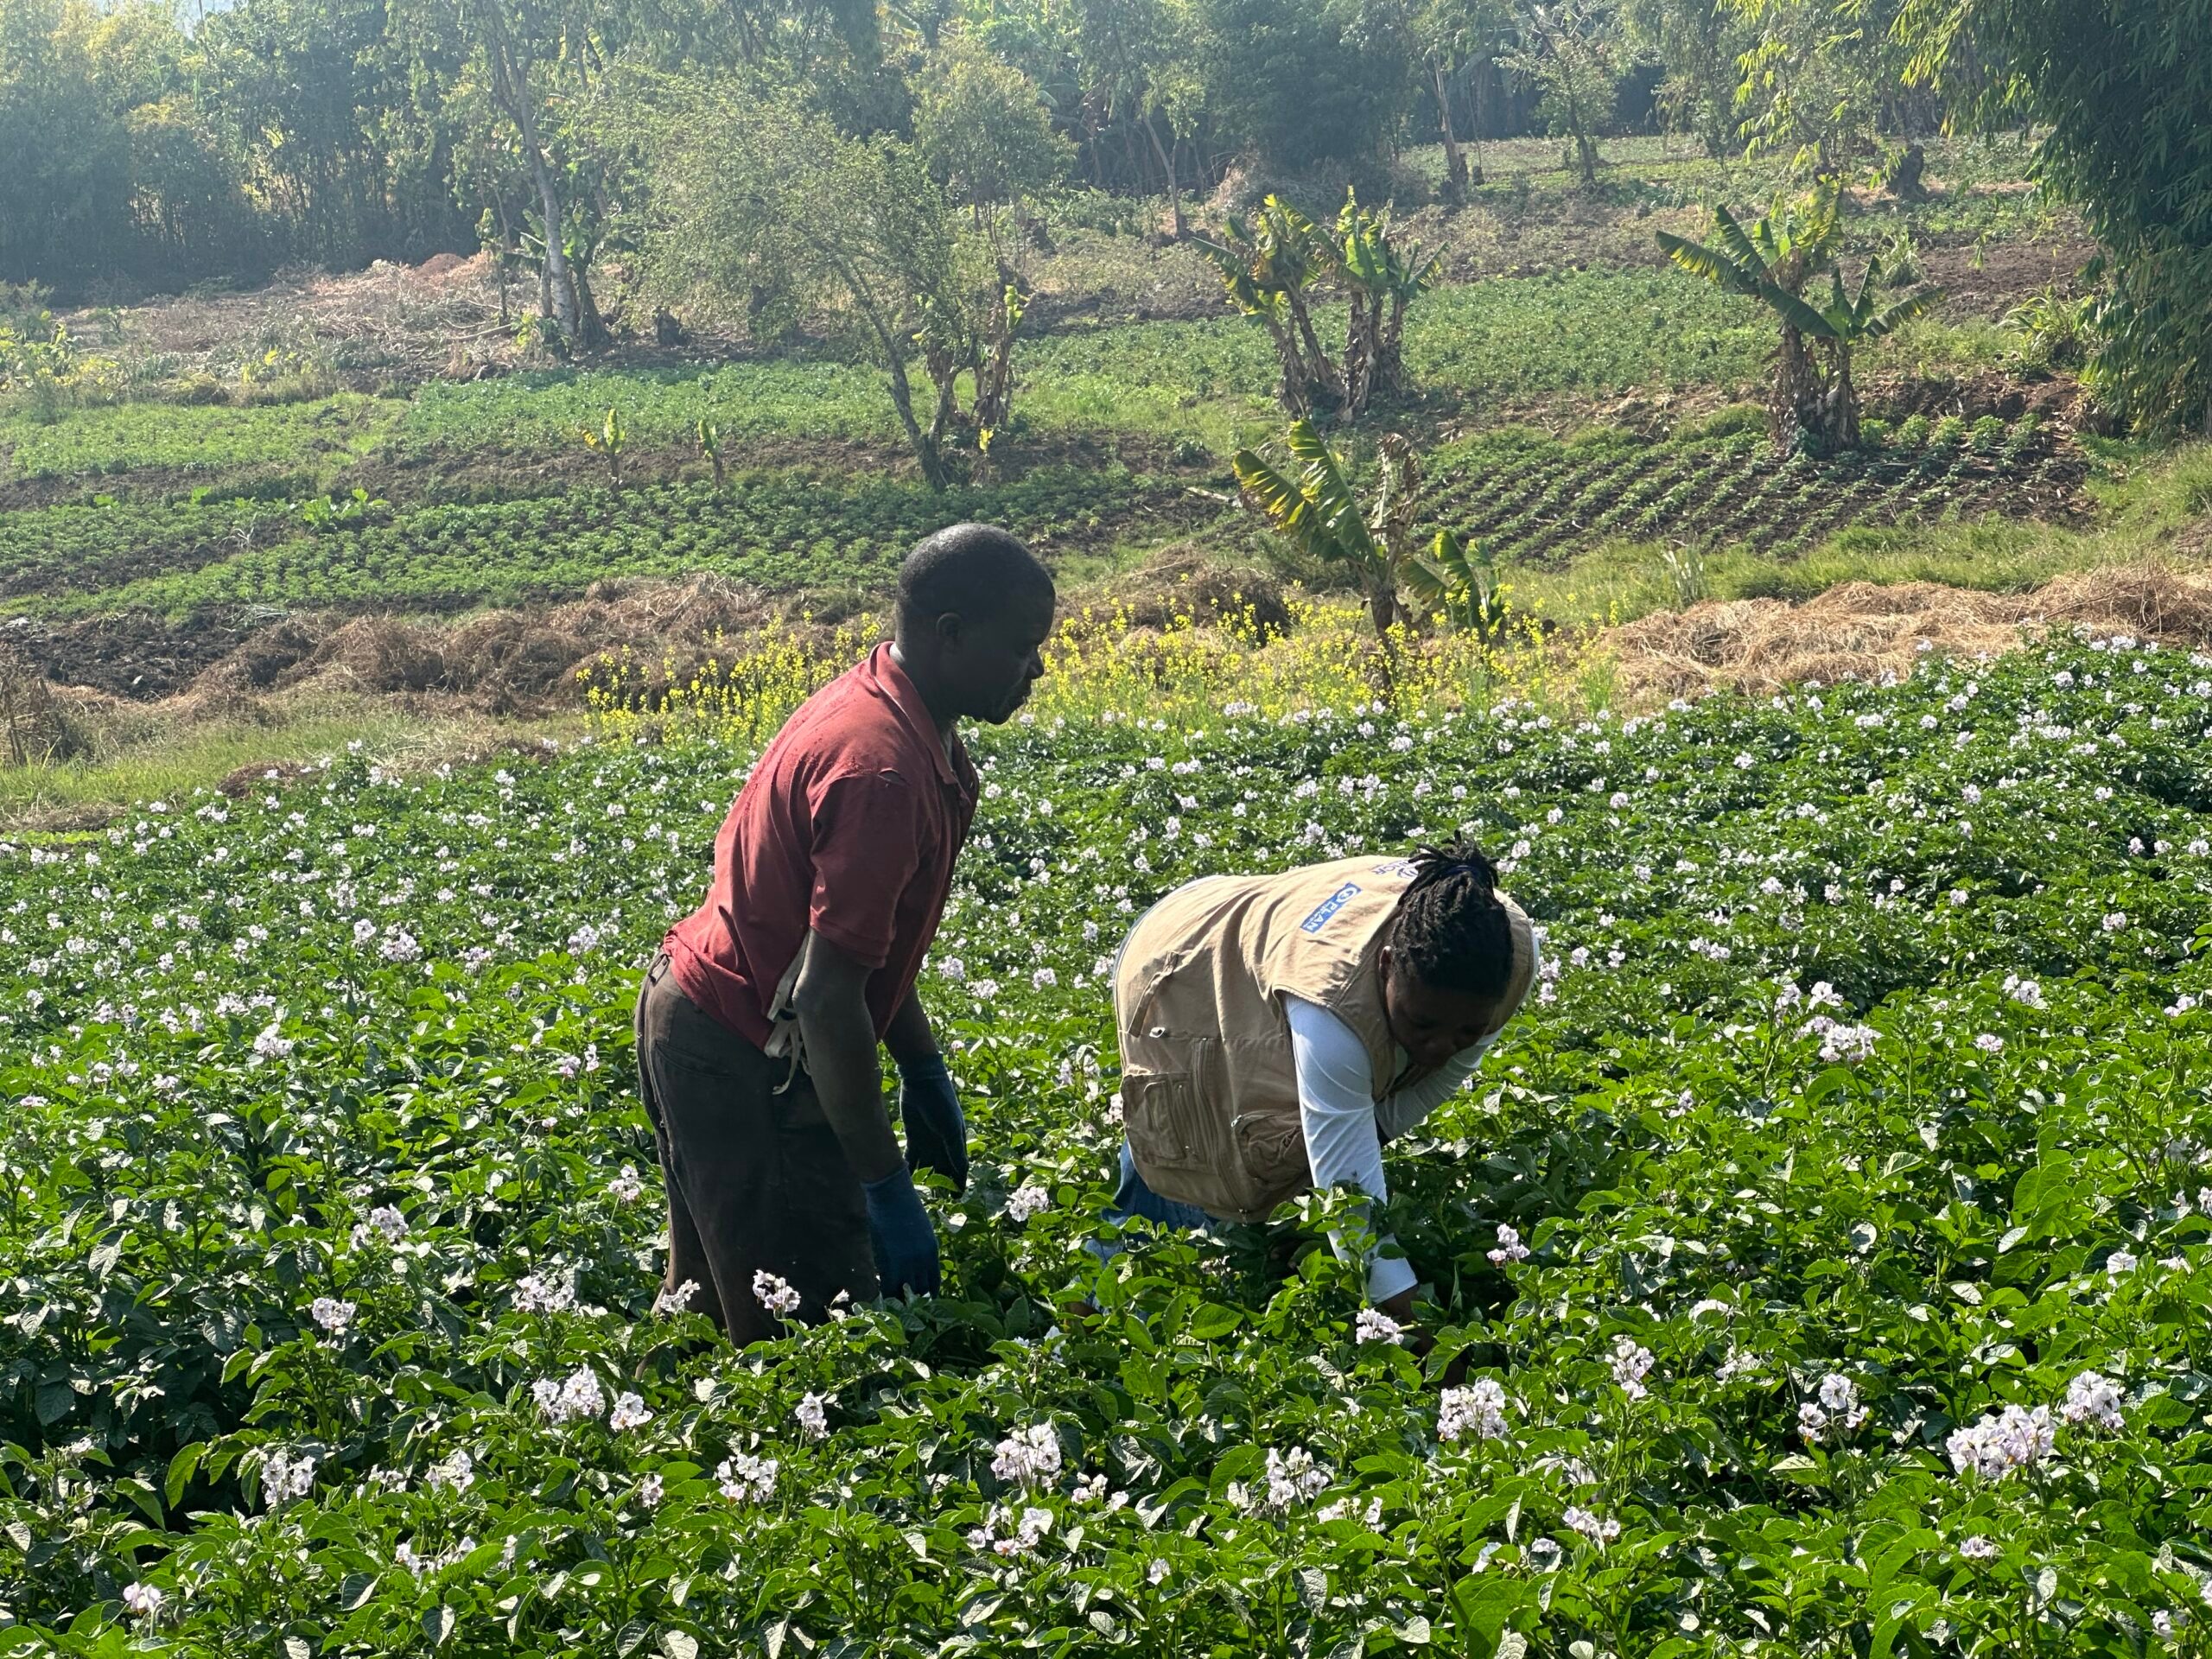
[1300,882,1362,933]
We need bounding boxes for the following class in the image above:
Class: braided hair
[1386,841,1516,1000]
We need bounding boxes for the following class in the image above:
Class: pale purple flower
[991,1424,1063,1486]
[2060,1370,2122,1431]
[1563,1505,1620,1547]
[262,1448,316,1506]
[1004,1184,1050,1223]
[1439,1378,1510,1444]
[309,1297,356,1335]
[1611,1337,1656,1402]
[607,1392,652,1433]
[796,1393,830,1441]
[1355,1306,1405,1344]
[1487,1224,1530,1265]
[753,1270,802,1318]
[1946,1402,2055,1480]
[122,1583,164,1621]
[716,1452,779,1504]
[534,1367,604,1425]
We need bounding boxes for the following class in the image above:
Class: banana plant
[580,406,626,488]
[1796,255,1944,451]
[1402,527,1510,645]
[696,416,725,491]
[1335,191,1443,413]
[1233,421,1423,639]
[1656,182,1843,451]
[1198,200,1344,416]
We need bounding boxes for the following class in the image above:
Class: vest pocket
[1230,1110,1311,1194]
[1122,1036,1262,1218]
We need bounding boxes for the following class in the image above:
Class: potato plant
[2,635,2211,1655]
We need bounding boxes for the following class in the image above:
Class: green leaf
[424,1606,455,1649]
[166,1440,207,1508]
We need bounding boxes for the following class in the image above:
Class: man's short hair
[897,524,1053,629]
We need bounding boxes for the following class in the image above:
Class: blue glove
[862,1166,941,1297]
[899,1052,969,1195]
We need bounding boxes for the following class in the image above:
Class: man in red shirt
[636,524,1054,1342]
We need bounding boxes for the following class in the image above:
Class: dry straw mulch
[1607,565,2212,700]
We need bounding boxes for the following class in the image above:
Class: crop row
[37,467,1199,617]
[1429,418,2082,565]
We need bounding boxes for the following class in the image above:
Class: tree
[1897,0,2212,432]
[1728,0,1923,182]
[1233,422,1427,639]
[912,32,1072,226]
[441,0,629,352]
[1620,0,1751,158]
[637,78,1014,488]
[1504,0,1618,188]
[0,0,250,292]
[1191,0,1412,175]
[1416,0,1512,197]
[1790,252,1943,448]
[1657,182,1941,450]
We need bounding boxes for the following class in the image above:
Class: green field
[6,639,2212,1652]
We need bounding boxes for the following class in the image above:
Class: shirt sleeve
[805,769,928,969]
[1285,996,1418,1305]
[1373,927,1540,1141]
[1374,1040,1491,1143]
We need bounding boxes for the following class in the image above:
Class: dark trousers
[634,950,875,1344]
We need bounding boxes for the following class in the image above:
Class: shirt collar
[869,642,972,792]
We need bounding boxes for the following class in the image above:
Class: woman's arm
[1285,996,1418,1306]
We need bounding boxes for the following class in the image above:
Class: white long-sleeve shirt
[1285,995,1500,1303]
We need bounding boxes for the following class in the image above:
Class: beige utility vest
[1113,855,1536,1222]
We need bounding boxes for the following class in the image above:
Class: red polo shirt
[664,643,979,1046]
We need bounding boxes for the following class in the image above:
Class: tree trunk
[1436,60,1468,203]
[487,28,579,350]
[493,193,515,327]
[1262,312,1310,417]
[1379,292,1409,397]
[569,255,611,349]
[1469,59,1490,186]
[1343,292,1375,414]
[1771,324,1822,452]
[889,352,948,489]
[1144,118,1186,240]
[1826,345,1859,450]
[1283,287,1344,410]
[1575,128,1599,188]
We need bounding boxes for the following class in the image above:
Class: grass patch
[0,393,401,481]
[0,695,582,829]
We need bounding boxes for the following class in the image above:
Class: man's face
[944,590,1056,725]
[1379,946,1503,1068]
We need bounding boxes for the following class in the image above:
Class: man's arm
[793,931,940,1294]
[792,931,901,1180]
[882,990,969,1192]
[882,989,939,1069]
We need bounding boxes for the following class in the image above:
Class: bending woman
[1106,843,1536,1324]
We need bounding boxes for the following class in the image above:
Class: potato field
[4,633,2212,1655]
